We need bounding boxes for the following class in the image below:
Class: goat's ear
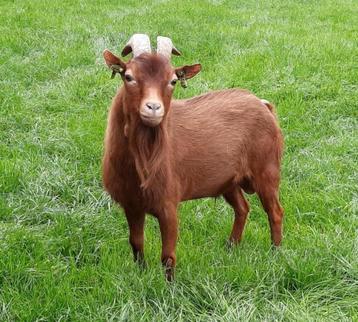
[175,64,201,80]
[103,49,126,71]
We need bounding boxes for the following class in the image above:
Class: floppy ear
[103,49,126,77]
[175,64,201,80]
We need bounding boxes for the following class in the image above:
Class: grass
[1,0,357,320]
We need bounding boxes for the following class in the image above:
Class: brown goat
[102,34,284,281]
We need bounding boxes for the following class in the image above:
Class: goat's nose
[145,102,161,111]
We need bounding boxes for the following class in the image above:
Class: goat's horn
[121,34,151,57]
[156,36,181,59]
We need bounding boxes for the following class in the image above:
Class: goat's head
[103,34,201,127]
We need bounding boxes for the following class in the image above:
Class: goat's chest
[114,159,173,211]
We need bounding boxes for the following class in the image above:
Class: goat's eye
[125,74,134,82]
[170,79,177,86]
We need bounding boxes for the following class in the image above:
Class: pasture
[0,0,357,320]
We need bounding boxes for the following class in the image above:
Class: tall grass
[0,0,357,320]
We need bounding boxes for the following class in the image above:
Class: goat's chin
[140,116,163,127]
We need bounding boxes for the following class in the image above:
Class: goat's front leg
[157,203,178,281]
[124,208,146,267]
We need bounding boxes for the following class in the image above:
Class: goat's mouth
[140,114,163,127]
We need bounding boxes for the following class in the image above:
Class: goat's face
[104,51,201,127]
[124,54,175,127]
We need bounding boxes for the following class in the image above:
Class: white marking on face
[141,88,164,115]
[139,87,165,127]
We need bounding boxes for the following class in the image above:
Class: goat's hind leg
[256,169,284,246]
[224,188,250,246]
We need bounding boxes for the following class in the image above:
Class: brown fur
[102,53,284,281]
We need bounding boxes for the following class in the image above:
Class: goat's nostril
[146,102,161,111]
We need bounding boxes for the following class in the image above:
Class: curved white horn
[156,36,181,59]
[121,34,151,57]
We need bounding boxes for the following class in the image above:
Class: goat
[102,34,284,281]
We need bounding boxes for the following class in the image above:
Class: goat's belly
[174,131,250,201]
[180,162,238,201]
[182,184,232,201]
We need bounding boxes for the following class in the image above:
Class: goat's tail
[261,99,276,114]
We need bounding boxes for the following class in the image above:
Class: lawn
[1,0,357,320]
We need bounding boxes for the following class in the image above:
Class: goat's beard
[128,118,170,192]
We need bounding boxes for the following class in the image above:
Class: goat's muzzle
[140,101,164,127]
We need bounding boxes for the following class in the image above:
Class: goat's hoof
[165,268,174,282]
[137,259,147,270]
[270,243,281,250]
[226,239,239,250]
[134,253,146,269]
[163,258,175,282]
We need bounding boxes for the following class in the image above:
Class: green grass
[1,0,357,320]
